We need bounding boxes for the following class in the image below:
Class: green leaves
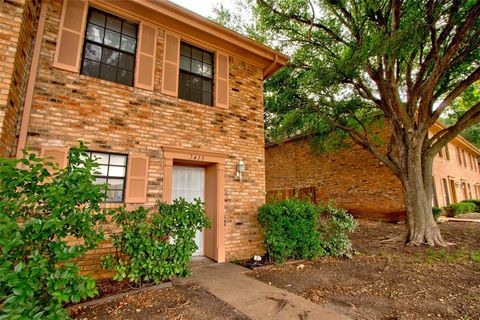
[258,199,357,262]
[0,144,106,319]
[102,199,210,285]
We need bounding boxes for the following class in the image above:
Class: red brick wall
[0,0,40,157]
[20,0,266,277]
[266,135,480,221]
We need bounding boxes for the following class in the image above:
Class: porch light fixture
[236,160,245,182]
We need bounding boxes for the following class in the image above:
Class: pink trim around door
[161,146,226,263]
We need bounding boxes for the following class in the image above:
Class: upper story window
[81,8,138,86]
[87,151,128,202]
[179,42,214,106]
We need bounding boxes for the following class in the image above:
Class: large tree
[216,0,480,246]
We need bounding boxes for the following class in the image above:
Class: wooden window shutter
[125,154,149,203]
[40,146,69,171]
[53,0,88,72]
[215,52,229,109]
[161,31,180,96]
[134,23,157,90]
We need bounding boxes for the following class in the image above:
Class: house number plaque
[189,154,205,161]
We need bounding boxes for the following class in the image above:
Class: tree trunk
[401,149,448,246]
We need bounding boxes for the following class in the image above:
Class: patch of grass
[421,249,473,265]
[471,251,480,270]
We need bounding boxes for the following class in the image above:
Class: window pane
[108,178,124,189]
[100,64,117,82]
[203,52,212,64]
[84,43,102,61]
[120,35,136,53]
[93,178,107,185]
[117,69,133,86]
[179,72,188,87]
[86,23,104,43]
[104,30,120,48]
[190,75,201,90]
[101,48,119,66]
[110,154,127,166]
[202,79,212,93]
[180,56,190,71]
[97,165,109,176]
[122,22,137,37]
[82,59,100,77]
[192,47,202,61]
[180,44,191,57]
[106,189,123,202]
[202,93,212,106]
[191,60,202,75]
[190,89,202,103]
[203,63,212,78]
[119,53,134,71]
[179,85,189,100]
[89,11,106,27]
[91,152,109,164]
[106,16,121,32]
[109,166,126,177]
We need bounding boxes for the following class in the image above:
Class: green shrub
[102,198,210,285]
[0,144,107,319]
[445,202,477,217]
[461,199,480,212]
[317,202,358,258]
[432,206,442,220]
[257,199,357,263]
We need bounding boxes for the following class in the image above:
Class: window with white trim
[87,151,128,202]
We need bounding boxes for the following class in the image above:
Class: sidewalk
[177,259,348,320]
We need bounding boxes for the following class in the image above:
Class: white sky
[168,0,227,18]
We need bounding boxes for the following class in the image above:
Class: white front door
[172,166,205,256]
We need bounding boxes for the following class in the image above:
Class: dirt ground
[249,220,480,320]
[70,283,249,320]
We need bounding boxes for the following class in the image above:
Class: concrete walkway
[177,259,348,320]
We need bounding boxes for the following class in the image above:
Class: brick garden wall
[265,137,406,221]
[266,135,480,221]
[0,0,40,157]
[21,0,266,277]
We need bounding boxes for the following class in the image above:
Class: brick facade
[1,0,286,278]
[0,0,40,156]
[265,133,480,221]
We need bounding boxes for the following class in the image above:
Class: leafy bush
[257,199,357,263]
[432,207,442,220]
[461,199,480,212]
[102,198,210,285]
[0,144,106,319]
[317,202,358,258]
[445,202,477,217]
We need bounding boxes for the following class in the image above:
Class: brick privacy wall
[0,0,40,157]
[22,0,266,277]
[266,137,406,221]
[266,136,480,221]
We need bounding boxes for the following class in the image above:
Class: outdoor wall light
[237,160,245,182]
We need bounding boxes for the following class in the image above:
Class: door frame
[162,146,226,263]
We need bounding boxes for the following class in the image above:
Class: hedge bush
[461,199,480,212]
[445,202,477,217]
[432,207,442,220]
[257,199,357,263]
[0,144,107,319]
[102,198,210,285]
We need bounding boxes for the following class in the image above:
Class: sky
[169,0,227,18]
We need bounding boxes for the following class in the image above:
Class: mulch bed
[70,283,249,320]
[248,220,480,320]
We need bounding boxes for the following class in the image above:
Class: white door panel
[172,166,205,256]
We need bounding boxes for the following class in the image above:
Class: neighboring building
[265,123,480,221]
[0,0,287,277]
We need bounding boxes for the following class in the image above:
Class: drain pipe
[16,0,49,158]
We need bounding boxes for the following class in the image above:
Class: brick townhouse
[0,0,288,277]
[266,122,480,221]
